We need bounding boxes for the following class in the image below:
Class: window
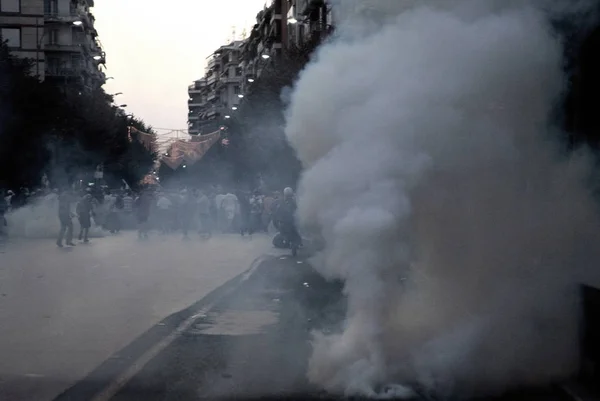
[1,0,20,13]
[48,29,59,45]
[235,67,242,76]
[1,28,20,48]
[71,54,81,70]
[72,28,84,44]
[234,86,240,95]
[44,0,57,14]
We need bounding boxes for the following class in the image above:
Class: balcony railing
[44,43,82,52]
[206,74,218,86]
[45,68,82,77]
[44,11,79,23]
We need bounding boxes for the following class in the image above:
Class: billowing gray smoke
[285,0,600,398]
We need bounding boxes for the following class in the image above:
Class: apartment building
[286,0,333,47]
[0,0,106,89]
[187,40,244,135]
[240,0,289,92]
[186,0,334,135]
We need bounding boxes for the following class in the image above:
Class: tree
[224,41,321,190]
[0,40,157,191]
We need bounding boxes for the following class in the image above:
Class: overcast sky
[93,0,268,134]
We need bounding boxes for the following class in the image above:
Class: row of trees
[0,41,157,192]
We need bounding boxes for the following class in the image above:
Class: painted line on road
[90,258,267,401]
[241,255,268,282]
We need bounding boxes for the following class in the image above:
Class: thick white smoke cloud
[285,0,600,398]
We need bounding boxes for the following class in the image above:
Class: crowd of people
[0,185,301,249]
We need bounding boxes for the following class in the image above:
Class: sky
[93,0,268,135]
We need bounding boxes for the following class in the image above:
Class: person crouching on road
[77,193,94,243]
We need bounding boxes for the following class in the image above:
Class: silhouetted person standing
[77,193,94,243]
[56,189,75,247]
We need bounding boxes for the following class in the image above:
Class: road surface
[0,232,273,401]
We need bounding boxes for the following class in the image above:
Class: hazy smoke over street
[285,0,600,397]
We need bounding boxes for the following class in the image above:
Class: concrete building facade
[0,0,106,89]
[188,40,244,135]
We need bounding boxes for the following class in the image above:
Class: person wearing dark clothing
[57,190,75,247]
[108,193,124,233]
[77,194,94,242]
[277,188,302,247]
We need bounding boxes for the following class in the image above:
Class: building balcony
[271,13,282,24]
[45,67,83,77]
[44,11,80,24]
[206,92,218,102]
[188,84,204,95]
[188,115,199,121]
[206,74,218,86]
[220,76,242,84]
[44,43,82,52]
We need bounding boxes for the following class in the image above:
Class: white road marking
[90,262,261,401]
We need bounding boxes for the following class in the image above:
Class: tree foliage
[0,41,156,190]
[223,41,322,190]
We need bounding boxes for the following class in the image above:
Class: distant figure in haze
[77,193,94,243]
[220,190,239,233]
[156,191,172,234]
[56,189,76,247]
[122,191,134,228]
[0,190,7,237]
[136,190,153,239]
[237,190,251,236]
[196,189,211,238]
[179,189,195,239]
[249,189,264,235]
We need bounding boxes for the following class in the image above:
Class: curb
[52,254,277,401]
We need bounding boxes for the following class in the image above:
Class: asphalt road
[53,253,346,401]
[0,232,274,401]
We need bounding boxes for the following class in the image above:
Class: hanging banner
[160,130,221,170]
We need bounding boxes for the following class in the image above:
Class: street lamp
[93,55,102,60]
[232,106,238,110]
[238,94,244,98]
[261,54,270,60]
[247,78,255,83]
[288,17,298,24]
[224,115,231,119]
[73,20,83,26]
